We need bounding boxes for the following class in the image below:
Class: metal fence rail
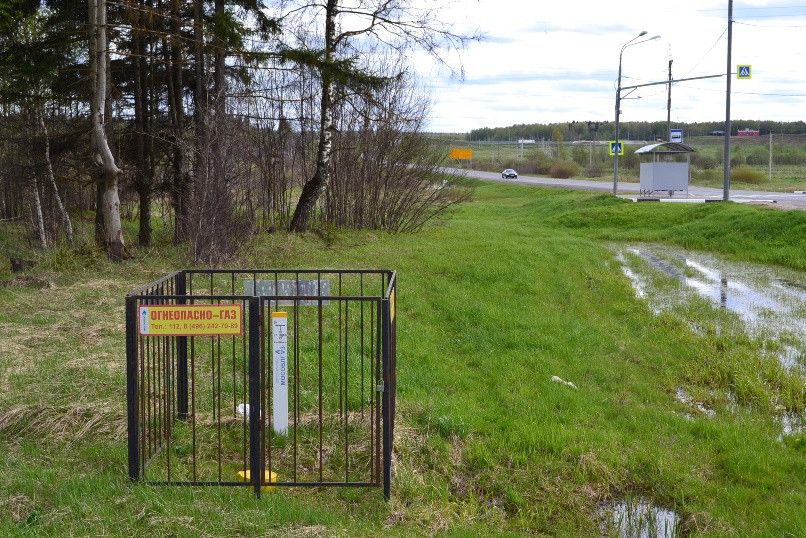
[126,269,397,498]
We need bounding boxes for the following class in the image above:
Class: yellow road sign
[139,304,243,336]
[449,148,473,160]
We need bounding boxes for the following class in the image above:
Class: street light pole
[613,46,626,195]
[613,31,659,195]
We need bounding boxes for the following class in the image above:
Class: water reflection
[599,497,679,538]
[720,277,727,309]
[682,258,795,327]
[616,244,806,373]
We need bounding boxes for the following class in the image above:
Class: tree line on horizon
[467,120,806,142]
[0,0,471,263]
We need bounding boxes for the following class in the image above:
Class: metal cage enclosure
[125,269,397,498]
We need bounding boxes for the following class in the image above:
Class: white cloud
[416,0,806,132]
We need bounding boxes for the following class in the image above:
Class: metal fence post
[248,296,262,498]
[381,297,392,501]
[176,272,189,419]
[390,281,397,463]
[125,296,140,480]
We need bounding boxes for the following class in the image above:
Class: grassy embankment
[1,183,804,535]
[432,135,806,193]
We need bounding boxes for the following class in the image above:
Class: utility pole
[723,0,733,201]
[666,57,673,141]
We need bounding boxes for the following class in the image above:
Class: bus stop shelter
[635,142,695,197]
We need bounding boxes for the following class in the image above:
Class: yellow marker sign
[449,148,473,160]
[237,470,278,492]
[138,304,243,336]
[389,289,396,322]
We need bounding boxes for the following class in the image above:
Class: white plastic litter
[551,375,578,390]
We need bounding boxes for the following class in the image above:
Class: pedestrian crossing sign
[609,140,624,156]
[737,65,751,79]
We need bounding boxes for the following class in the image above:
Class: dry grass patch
[0,342,35,392]
[0,275,55,289]
[0,493,34,525]
[0,402,126,442]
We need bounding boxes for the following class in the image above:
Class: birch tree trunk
[89,0,128,260]
[288,0,337,232]
[25,105,48,249]
[31,173,48,249]
[38,107,74,243]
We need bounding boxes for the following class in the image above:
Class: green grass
[1,184,804,535]
[530,189,806,270]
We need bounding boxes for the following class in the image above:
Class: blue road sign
[670,129,683,143]
[737,65,752,79]
[609,140,624,156]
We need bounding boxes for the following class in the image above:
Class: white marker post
[271,312,288,435]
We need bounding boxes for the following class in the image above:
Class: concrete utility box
[635,142,695,197]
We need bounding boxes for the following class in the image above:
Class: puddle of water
[726,391,739,414]
[615,252,655,312]
[616,253,646,298]
[779,345,804,372]
[778,412,805,442]
[615,244,806,372]
[675,388,716,419]
[599,498,679,538]
[622,266,647,300]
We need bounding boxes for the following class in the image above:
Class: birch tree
[281,0,474,232]
[1,6,76,247]
[89,0,128,259]
[38,107,73,243]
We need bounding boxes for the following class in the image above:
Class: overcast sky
[416,0,806,132]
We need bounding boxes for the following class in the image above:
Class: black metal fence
[125,269,397,498]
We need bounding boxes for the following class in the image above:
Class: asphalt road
[444,167,806,209]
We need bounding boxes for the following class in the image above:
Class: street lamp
[613,31,660,195]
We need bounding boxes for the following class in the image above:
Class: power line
[675,83,806,97]
[730,13,806,18]
[697,4,806,11]
[683,26,727,77]
[734,20,806,28]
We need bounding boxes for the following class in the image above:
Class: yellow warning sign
[449,148,473,160]
[139,304,243,336]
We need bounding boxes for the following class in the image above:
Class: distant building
[737,128,760,137]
